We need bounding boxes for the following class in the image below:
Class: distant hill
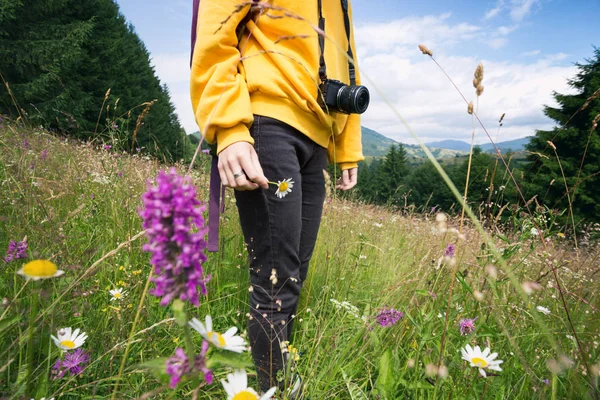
[480,137,530,153]
[425,139,472,152]
[426,137,531,154]
[361,126,399,157]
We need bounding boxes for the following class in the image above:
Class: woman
[190,0,366,394]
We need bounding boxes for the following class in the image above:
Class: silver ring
[233,170,245,179]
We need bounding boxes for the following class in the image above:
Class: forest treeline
[0,0,194,161]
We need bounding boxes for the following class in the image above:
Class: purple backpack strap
[191,0,222,252]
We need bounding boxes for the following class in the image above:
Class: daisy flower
[273,178,294,198]
[109,288,127,301]
[51,327,88,351]
[189,315,247,353]
[221,369,277,400]
[461,344,503,377]
[536,306,551,315]
[17,260,64,281]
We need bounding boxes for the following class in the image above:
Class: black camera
[319,79,370,114]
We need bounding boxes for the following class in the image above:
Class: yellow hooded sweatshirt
[190,0,364,170]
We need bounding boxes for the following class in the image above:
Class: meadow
[0,117,599,400]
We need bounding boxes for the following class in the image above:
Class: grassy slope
[0,124,598,399]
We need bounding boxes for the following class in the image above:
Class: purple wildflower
[443,244,455,258]
[201,149,210,155]
[4,239,28,263]
[52,348,90,379]
[458,317,477,335]
[40,149,49,160]
[112,123,119,130]
[428,291,437,299]
[165,341,212,388]
[542,378,550,385]
[376,308,404,327]
[139,168,210,306]
[23,138,30,149]
[103,145,111,150]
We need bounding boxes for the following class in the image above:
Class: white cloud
[521,49,541,56]
[485,0,541,22]
[357,48,577,144]
[510,0,540,22]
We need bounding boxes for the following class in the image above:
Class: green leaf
[139,357,170,383]
[376,349,395,398]
[0,315,20,334]
[455,272,473,294]
[342,370,368,400]
[206,350,253,370]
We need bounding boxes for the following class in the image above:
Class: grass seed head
[468,101,474,114]
[418,44,433,56]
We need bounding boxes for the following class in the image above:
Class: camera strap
[317,0,356,85]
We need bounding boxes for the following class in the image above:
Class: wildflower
[557,232,565,238]
[189,315,247,353]
[536,306,551,315]
[109,288,127,301]
[31,398,54,400]
[274,178,294,198]
[531,228,539,236]
[40,149,49,160]
[458,317,477,335]
[166,342,213,388]
[221,369,277,400]
[4,239,28,263]
[376,308,404,327]
[51,327,88,351]
[443,244,455,258]
[17,260,64,281]
[52,348,90,379]
[103,145,111,150]
[139,168,210,306]
[461,344,503,377]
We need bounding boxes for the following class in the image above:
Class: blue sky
[115,0,600,144]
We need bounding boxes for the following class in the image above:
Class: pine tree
[377,144,408,204]
[525,48,600,222]
[0,0,187,161]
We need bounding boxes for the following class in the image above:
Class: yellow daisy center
[472,357,488,368]
[208,331,226,347]
[22,260,58,277]
[60,340,76,349]
[279,182,289,192]
[232,391,259,400]
[113,292,121,298]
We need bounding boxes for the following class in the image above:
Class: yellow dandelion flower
[17,260,64,281]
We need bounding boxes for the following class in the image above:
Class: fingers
[218,142,266,191]
[336,167,358,191]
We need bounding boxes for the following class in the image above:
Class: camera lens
[337,85,370,114]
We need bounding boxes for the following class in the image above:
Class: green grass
[0,123,599,399]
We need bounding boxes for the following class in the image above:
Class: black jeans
[234,115,327,391]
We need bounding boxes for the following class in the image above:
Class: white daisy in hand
[274,178,294,198]
[17,260,64,281]
[221,369,277,400]
[189,315,247,353]
[51,327,88,351]
[109,288,127,301]
[461,344,503,377]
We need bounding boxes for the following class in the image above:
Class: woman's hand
[336,167,358,190]
[218,142,269,190]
